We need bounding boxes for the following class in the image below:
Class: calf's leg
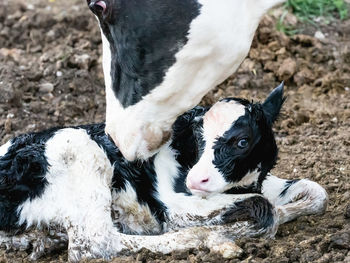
[166,194,278,239]
[0,229,67,260]
[262,174,328,224]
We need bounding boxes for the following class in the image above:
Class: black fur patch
[170,106,207,194]
[0,128,61,232]
[213,103,278,187]
[96,0,201,107]
[279,179,299,197]
[224,184,261,195]
[222,195,275,230]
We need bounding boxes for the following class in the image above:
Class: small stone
[41,93,54,102]
[314,31,325,40]
[28,71,43,81]
[26,4,34,10]
[47,29,55,38]
[73,53,92,69]
[39,83,54,93]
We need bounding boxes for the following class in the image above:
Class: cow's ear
[262,82,285,125]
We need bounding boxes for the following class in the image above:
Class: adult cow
[87,0,285,161]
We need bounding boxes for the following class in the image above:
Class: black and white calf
[0,85,327,261]
[87,0,287,161]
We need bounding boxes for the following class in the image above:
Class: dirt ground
[0,0,349,262]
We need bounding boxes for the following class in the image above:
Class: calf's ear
[262,82,285,125]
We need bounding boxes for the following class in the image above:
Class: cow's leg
[262,174,328,224]
[165,194,278,239]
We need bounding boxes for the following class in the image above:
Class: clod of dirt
[329,230,350,250]
[345,203,350,219]
[291,34,322,49]
[277,58,297,81]
[294,66,316,86]
[4,118,12,133]
[295,112,310,126]
[171,250,189,260]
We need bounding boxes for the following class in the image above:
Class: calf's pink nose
[186,176,210,191]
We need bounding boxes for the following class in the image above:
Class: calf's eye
[237,139,249,149]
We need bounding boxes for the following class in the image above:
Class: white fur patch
[18,128,114,230]
[202,101,246,143]
[0,140,11,157]
[262,175,289,205]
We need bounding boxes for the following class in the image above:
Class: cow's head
[186,83,285,197]
[87,0,286,161]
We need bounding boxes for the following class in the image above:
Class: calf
[87,0,287,161]
[0,84,327,261]
[184,84,328,223]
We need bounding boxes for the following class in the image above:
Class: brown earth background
[0,0,349,262]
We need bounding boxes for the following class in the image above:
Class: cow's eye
[237,139,249,149]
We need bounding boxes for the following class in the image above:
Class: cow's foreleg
[262,174,328,224]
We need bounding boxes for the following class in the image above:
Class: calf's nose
[186,175,211,192]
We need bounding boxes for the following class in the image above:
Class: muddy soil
[0,0,349,262]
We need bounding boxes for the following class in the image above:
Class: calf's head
[186,83,285,196]
[87,0,286,161]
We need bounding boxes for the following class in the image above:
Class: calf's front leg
[165,194,278,239]
[67,218,266,262]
